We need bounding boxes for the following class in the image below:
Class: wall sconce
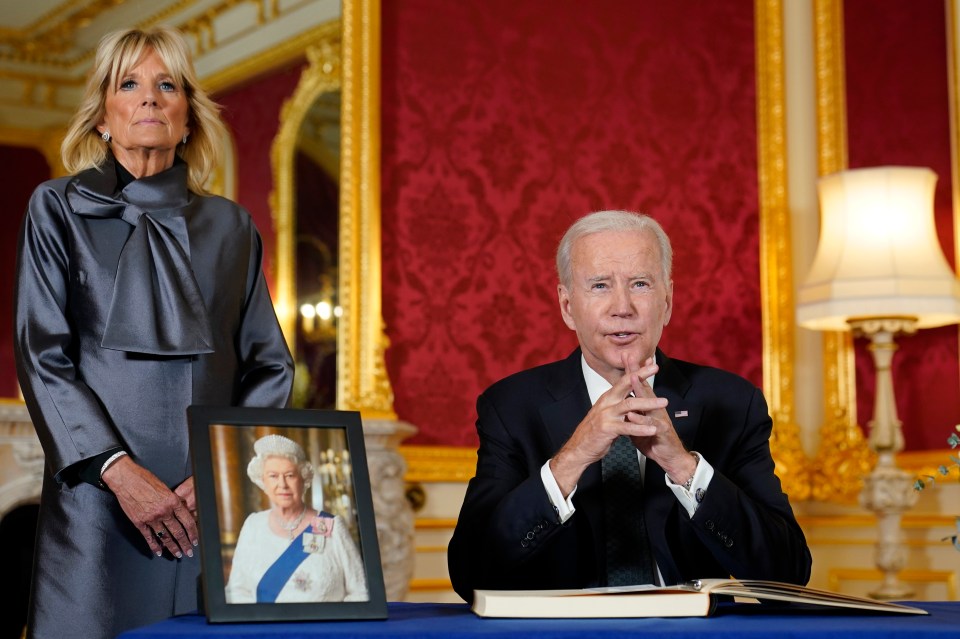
[797,166,960,599]
[299,297,343,344]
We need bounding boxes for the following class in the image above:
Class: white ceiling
[0,0,340,132]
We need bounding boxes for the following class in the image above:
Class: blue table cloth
[118,601,960,639]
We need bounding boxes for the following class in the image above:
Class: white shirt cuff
[664,452,714,518]
[541,460,577,523]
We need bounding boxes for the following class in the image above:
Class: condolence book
[471,579,928,618]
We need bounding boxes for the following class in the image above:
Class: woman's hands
[102,456,198,558]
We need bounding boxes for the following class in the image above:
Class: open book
[471,579,929,618]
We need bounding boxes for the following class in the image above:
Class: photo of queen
[224,434,368,603]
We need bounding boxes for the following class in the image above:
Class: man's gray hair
[556,210,673,287]
[246,434,314,492]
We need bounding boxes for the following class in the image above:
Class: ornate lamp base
[859,453,919,599]
[849,318,919,600]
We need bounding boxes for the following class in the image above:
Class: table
[118,601,959,638]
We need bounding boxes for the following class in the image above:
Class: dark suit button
[705,520,715,530]
[525,531,535,540]
[521,539,529,548]
[724,537,734,548]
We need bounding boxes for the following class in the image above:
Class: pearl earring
[101,131,111,142]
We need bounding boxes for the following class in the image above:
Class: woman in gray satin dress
[13,27,294,639]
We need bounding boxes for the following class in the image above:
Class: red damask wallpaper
[0,145,51,399]
[844,0,960,451]
[381,0,761,446]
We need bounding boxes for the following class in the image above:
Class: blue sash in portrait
[256,530,310,603]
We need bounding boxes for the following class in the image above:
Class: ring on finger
[155,529,166,540]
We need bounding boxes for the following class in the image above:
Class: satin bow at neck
[66,157,214,356]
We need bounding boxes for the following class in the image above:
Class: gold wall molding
[798,513,958,529]
[827,568,957,599]
[408,578,454,592]
[810,0,874,504]
[755,0,810,500]
[414,517,460,530]
[401,446,477,483]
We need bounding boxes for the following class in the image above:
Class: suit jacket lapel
[653,350,700,447]
[645,349,702,584]
[537,349,606,576]
[540,349,591,453]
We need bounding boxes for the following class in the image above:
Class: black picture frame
[187,406,387,622]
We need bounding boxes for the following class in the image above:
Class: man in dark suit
[447,210,811,602]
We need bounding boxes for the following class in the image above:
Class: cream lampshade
[797,165,960,600]
[797,166,960,330]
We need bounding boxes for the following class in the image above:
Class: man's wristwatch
[681,452,700,491]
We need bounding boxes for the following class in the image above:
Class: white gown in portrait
[225,512,368,603]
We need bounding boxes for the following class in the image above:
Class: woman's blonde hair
[61,26,227,194]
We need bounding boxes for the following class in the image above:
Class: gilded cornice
[810,0,874,504]
[204,23,339,94]
[0,0,198,67]
[755,0,810,500]
[0,0,337,140]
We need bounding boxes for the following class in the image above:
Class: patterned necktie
[601,434,655,586]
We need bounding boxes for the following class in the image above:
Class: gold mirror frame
[755,0,810,500]
[272,0,395,420]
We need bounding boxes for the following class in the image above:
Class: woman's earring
[182,133,188,145]
[101,131,111,142]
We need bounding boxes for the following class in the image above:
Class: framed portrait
[187,406,387,622]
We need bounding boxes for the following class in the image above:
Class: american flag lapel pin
[674,410,688,418]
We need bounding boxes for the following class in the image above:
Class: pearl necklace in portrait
[272,506,307,539]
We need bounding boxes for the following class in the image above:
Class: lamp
[797,165,960,599]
